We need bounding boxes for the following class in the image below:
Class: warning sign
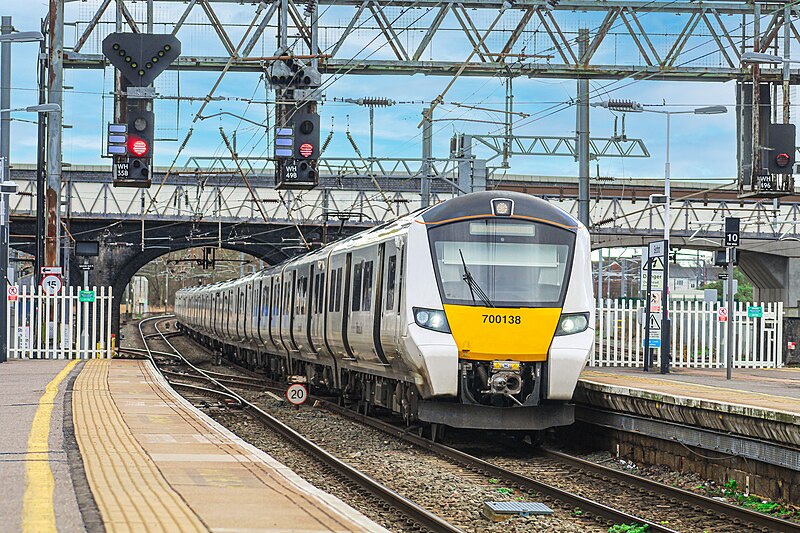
[651,271,664,290]
[7,286,18,301]
[649,292,662,313]
[718,307,729,322]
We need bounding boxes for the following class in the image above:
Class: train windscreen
[428,218,575,308]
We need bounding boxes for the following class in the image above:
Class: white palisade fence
[592,300,784,368]
[7,286,114,359]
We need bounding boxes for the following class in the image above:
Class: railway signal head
[767,123,796,175]
[292,110,320,185]
[126,102,154,184]
[102,33,181,87]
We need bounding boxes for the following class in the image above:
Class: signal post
[269,55,322,190]
[102,33,181,187]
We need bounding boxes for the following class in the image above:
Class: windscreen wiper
[459,249,493,308]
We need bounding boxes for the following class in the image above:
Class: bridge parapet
[9,172,450,225]
[9,167,800,248]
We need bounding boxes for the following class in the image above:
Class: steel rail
[174,329,678,529]
[540,449,800,533]
[169,322,800,531]
[139,316,463,533]
[160,368,270,391]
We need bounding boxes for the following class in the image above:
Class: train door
[253,279,262,346]
[288,269,299,351]
[216,292,222,337]
[372,243,390,364]
[304,264,316,356]
[268,276,279,351]
[380,240,402,359]
[341,253,355,360]
[222,292,228,338]
[272,274,283,353]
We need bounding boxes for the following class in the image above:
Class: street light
[592,99,728,373]
[740,51,800,65]
[0,31,43,43]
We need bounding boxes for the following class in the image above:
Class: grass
[607,524,649,533]
[705,479,799,519]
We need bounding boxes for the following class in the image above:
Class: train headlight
[555,313,589,336]
[413,307,451,333]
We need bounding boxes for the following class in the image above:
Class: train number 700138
[482,314,521,324]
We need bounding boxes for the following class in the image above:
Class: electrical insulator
[361,97,395,107]
[304,0,317,17]
[605,99,643,112]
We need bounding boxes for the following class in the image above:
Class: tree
[700,267,753,302]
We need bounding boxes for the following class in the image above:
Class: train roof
[176,192,579,295]
[420,190,579,231]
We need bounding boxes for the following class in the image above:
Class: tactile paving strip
[72,360,207,532]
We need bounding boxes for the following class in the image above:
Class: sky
[0,0,747,183]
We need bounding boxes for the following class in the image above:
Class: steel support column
[46,0,63,268]
[36,19,47,287]
[0,18,10,364]
[421,106,433,207]
[577,28,590,227]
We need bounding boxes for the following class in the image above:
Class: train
[175,191,594,432]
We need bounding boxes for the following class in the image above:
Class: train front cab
[411,193,595,431]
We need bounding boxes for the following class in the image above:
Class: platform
[576,366,800,447]
[72,358,384,532]
[1,357,384,533]
[574,366,800,500]
[0,359,86,533]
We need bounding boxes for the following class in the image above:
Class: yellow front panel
[443,305,561,362]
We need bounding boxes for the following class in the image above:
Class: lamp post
[592,100,727,372]
[0,21,50,363]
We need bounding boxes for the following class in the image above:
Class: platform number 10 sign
[725,217,740,248]
[286,383,308,406]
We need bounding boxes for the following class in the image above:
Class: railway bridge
[9,165,800,334]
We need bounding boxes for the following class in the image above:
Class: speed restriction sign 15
[41,274,63,296]
[286,383,308,405]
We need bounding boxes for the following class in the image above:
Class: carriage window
[318,273,325,313]
[335,268,342,312]
[352,262,363,311]
[328,270,337,312]
[362,261,373,312]
[297,277,307,314]
[386,255,396,310]
[313,274,320,314]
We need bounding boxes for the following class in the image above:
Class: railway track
[134,316,462,533]
[133,316,800,533]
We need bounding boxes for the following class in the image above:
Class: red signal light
[776,152,791,168]
[299,143,313,158]
[128,135,149,157]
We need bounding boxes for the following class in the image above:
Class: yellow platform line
[22,360,79,533]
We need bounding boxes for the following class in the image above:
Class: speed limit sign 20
[285,383,308,406]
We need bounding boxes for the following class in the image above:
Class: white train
[175,191,594,431]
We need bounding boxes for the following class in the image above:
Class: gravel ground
[141,321,604,532]
[125,319,798,532]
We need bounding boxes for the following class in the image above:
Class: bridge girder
[63,0,800,81]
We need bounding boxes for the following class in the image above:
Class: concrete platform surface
[0,359,86,533]
[580,366,800,421]
[73,359,386,532]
